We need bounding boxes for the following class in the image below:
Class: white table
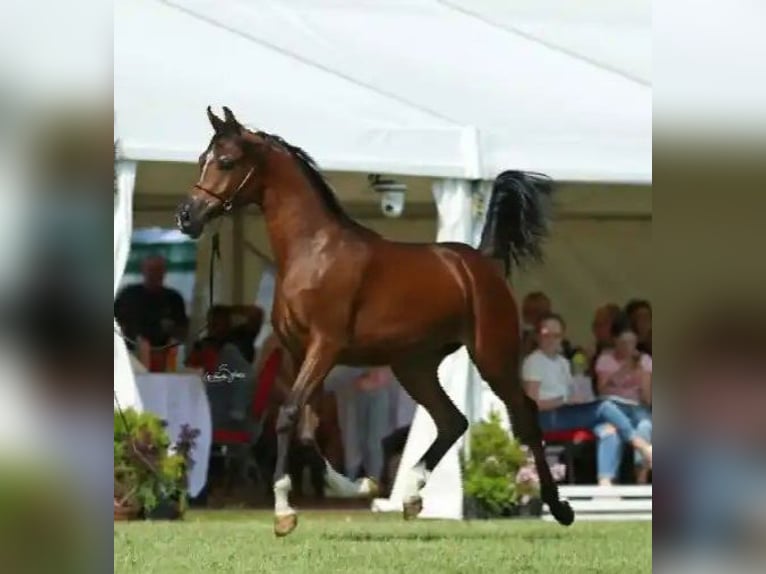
[115,373,212,497]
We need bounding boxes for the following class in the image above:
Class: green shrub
[461,410,526,514]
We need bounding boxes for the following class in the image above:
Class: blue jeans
[539,400,640,481]
[596,403,652,471]
[354,386,390,480]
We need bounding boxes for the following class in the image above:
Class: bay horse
[176,106,574,536]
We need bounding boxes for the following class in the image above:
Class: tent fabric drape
[114,158,142,410]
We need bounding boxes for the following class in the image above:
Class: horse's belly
[342,310,462,365]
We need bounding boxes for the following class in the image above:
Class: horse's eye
[218,156,235,170]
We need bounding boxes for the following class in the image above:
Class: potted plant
[461,410,565,519]
[114,408,200,521]
[145,423,200,520]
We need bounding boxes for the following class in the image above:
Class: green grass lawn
[114,510,651,574]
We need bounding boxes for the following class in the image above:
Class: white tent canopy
[115,0,651,520]
[114,0,650,182]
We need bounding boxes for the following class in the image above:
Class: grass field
[114,510,651,574]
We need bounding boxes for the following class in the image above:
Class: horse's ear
[222,106,242,132]
[207,106,226,134]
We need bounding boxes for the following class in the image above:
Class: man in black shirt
[114,255,189,350]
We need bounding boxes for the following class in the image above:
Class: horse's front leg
[272,344,336,537]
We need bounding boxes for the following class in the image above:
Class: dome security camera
[369,175,406,218]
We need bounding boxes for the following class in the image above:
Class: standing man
[353,367,394,482]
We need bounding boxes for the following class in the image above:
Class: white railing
[543,485,652,522]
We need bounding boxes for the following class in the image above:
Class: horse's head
[176,106,269,238]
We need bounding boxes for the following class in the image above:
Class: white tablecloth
[115,373,212,497]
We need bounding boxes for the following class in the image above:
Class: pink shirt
[595,350,652,404]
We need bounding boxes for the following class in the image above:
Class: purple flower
[174,424,201,470]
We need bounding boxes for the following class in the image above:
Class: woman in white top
[522,313,652,485]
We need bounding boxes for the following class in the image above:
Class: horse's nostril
[176,210,191,231]
[180,209,191,221]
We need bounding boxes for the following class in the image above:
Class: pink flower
[516,466,539,485]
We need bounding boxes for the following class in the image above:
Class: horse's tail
[478,170,555,276]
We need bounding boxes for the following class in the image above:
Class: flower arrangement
[515,446,567,505]
[114,408,200,518]
[461,409,566,518]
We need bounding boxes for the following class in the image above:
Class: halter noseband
[194,166,256,212]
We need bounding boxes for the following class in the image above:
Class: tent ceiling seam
[435,0,651,89]
[156,0,462,125]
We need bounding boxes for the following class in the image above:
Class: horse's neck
[261,179,345,270]
[262,163,364,272]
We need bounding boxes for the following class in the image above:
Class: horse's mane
[257,131,373,234]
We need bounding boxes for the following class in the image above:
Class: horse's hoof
[403,496,423,521]
[551,500,575,526]
[360,477,379,498]
[274,513,298,537]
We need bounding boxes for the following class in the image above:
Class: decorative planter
[144,494,185,521]
[114,498,141,522]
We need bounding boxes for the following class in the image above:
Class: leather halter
[194,166,255,212]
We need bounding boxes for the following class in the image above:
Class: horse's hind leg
[471,343,575,526]
[392,354,468,520]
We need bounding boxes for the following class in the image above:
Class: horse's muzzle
[175,201,205,239]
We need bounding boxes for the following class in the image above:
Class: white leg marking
[273,475,295,516]
[403,462,429,502]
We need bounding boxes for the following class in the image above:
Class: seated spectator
[594,314,653,483]
[522,313,653,486]
[521,291,552,356]
[186,304,263,372]
[187,306,255,428]
[587,303,622,379]
[185,305,232,373]
[590,303,622,357]
[625,298,652,356]
[114,254,189,371]
[520,291,581,360]
[225,305,264,363]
